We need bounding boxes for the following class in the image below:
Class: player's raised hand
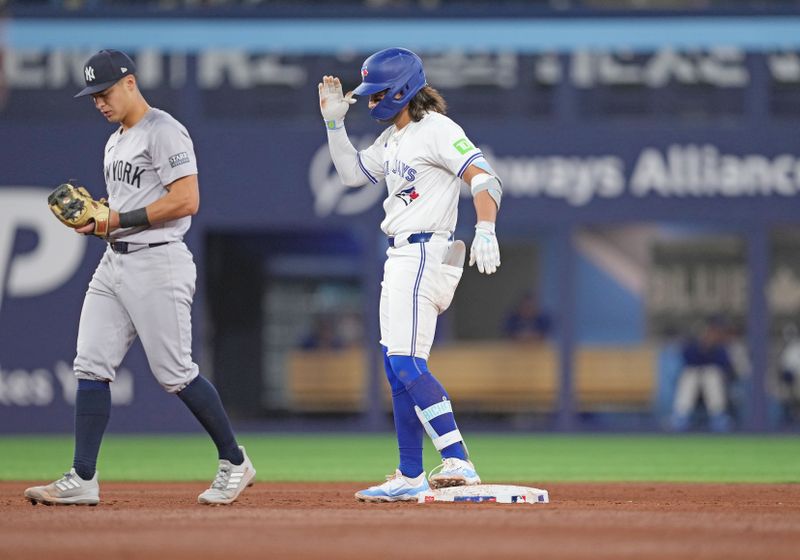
[469,221,501,275]
[318,75,356,125]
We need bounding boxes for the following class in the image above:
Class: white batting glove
[469,221,501,275]
[318,75,356,130]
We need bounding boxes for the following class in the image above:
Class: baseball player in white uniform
[319,47,502,502]
[25,50,255,506]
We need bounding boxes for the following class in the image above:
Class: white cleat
[428,458,481,489]
[355,470,430,502]
[198,446,256,505]
[24,468,100,506]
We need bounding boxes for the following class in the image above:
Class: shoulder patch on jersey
[453,138,475,155]
[168,152,190,168]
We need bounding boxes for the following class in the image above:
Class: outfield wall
[2,11,799,432]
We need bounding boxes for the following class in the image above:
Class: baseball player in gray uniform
[25,50,255,506]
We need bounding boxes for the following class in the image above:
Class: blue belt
[110,241,169,254]
[388,232,452,248]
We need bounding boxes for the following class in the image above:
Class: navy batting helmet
[352,47,426,121]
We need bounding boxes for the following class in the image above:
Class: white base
[418,484,549,504]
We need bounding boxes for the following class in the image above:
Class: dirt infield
[2,482,800,559]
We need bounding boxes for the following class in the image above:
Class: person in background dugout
[299,315,346,351]
[778,323,800,424]
[670,317,736,433]
[503,292,552,343]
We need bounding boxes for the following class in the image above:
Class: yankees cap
[74,49,137,98]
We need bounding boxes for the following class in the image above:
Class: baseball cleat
[355,470,429,502]
[24,468,100,506]
[198,446,256,505]
[428,458,481,489]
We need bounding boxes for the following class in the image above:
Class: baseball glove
[47,180,110,237]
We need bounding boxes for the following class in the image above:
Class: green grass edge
[1,434,798,483]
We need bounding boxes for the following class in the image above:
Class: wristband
[119,207,150,229]
[325,119,345,130]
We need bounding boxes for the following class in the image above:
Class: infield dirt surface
[2,481,799,559]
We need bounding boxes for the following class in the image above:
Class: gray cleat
[198,446,256,505]
[24,468,100,506]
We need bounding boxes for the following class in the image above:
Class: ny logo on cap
[85,66,95,82]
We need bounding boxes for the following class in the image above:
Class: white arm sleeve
[326,126,384,187]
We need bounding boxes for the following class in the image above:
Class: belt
[388,232,453,248]
[109,241,169,254]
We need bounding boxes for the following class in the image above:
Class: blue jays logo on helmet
[352,47,426,121]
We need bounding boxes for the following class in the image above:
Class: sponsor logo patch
[169,152,190,168]
[453,138,474,155]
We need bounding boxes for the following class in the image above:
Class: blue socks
[178,375,243,465]
[72,375,242,480]
[387,353,467,463]
[404,374,467,461]
[73,379,111,481]
[383,347,423,478]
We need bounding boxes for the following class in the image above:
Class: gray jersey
[103,108,198,243]
[76,107,201,394]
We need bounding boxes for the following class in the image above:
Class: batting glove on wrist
[469,221,501,275]
[318,75,356,129]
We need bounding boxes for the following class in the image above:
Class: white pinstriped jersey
[102,108,198,243]
[356,112,487,236]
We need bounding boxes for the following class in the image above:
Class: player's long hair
[408,86,447,121]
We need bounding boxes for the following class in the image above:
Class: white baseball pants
[380,237,463,361]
